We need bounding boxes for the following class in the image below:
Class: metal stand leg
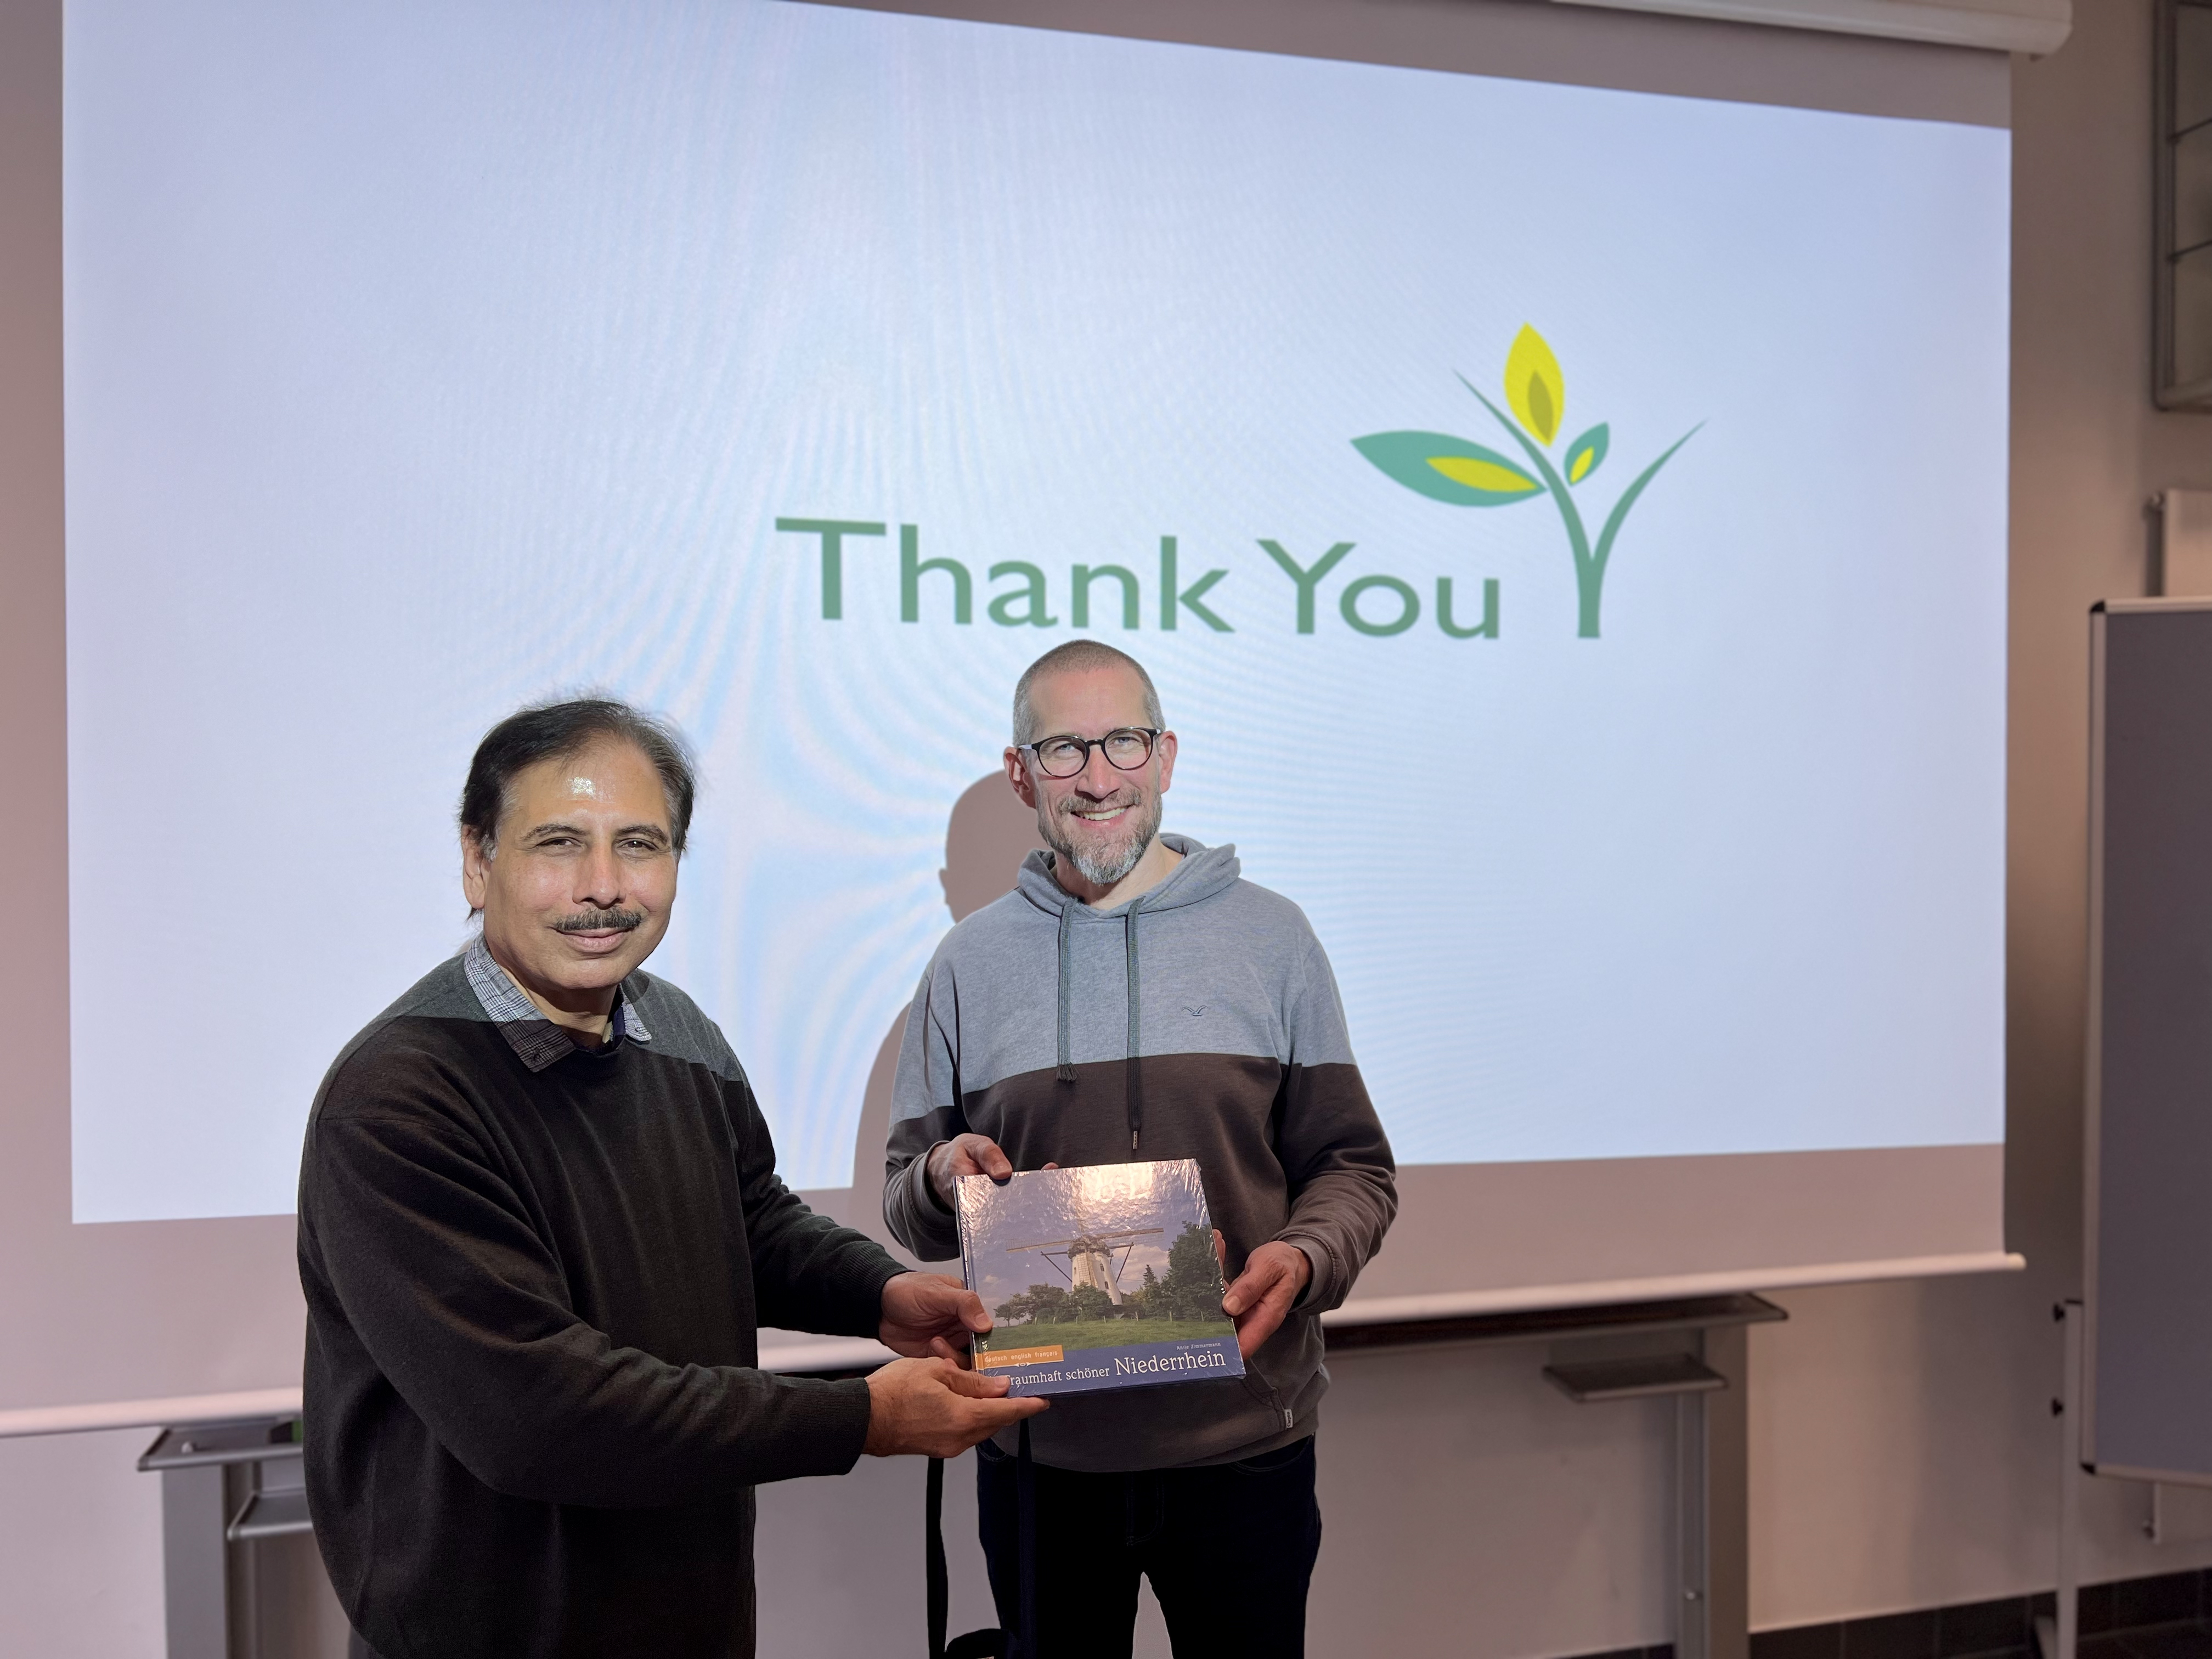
[1545,1319,1752,1659]
[142,1416,313,1659]
[1678,1385,1711,1659]
[2038,1301,2083,1659]
[159,1464,230,1659]
[1704,1323,1750,1659]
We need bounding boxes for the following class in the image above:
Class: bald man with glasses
[883,639,1398,1658]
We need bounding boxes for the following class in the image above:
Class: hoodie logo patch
[1183,1005,1207,1017]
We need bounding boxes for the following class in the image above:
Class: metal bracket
[1544,1352,1726,1401]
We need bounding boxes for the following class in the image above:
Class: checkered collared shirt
[462,933,654,1074]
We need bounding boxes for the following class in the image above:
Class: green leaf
[1564,424,1609,486]
[1505,326,1566,446]
[1352,431,1543,507]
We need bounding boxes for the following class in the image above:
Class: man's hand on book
[1221,1239,1313,1358]
[862,1357,1048,1458]
[879,1271,994,1364]
[927,1135,1058,1209]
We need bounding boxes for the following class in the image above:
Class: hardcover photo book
[955,1159,1246,1397]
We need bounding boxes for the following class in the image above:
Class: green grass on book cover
[987,1317,1231,1354]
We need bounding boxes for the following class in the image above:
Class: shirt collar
[462,933,653,1074]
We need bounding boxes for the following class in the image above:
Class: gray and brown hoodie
[883,834,1397,1472]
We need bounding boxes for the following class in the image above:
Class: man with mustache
[298,698,1042,1659]
[883,641,1397,1658]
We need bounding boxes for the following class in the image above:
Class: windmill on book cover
[1005,1216,1163,1305]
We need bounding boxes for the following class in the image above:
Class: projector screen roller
[63,0,2008,1306]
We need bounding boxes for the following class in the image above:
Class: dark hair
[1012,640,1165,745]
[459,697,698,854]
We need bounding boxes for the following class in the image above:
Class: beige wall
[8,1,2212,1655]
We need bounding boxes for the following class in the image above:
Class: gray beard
[1042,790,1163,890]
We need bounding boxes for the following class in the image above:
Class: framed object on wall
[2155,0,2212,408]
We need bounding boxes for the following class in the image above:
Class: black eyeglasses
[1018,727,1162,779]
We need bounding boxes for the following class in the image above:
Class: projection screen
[21,0,2016,1417]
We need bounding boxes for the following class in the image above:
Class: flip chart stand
[2038,1300,2085,1659]
[2053,601,2212,1659]
[139,1414,312,1659]
[1330,1292,1786,1659]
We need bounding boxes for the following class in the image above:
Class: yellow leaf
[1505,324,1564,447]
[1568,447,1594,483]
[1428,455,1538,495]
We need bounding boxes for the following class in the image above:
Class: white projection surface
[65,0,2008,1225]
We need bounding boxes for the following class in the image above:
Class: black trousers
[975,1435,1322,1659]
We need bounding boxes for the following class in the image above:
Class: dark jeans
[975,1435,1322,1659]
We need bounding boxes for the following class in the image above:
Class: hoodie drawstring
[1054,899,1077,1084]
[1122,896,1146,1153]
[1052,888,1149,1156]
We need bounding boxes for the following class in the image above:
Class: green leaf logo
[1352,432,1542,506]
[1564,424,1609,485]
[1350,328,1700,637]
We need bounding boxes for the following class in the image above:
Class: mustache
[552,908,644,934]
[1057,791,1143,821]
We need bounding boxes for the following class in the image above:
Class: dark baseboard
[1567,1567,2212,1659]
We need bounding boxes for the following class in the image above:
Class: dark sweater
[298,951,905,1659]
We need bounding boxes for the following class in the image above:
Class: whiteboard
[2084,599,2212,1483]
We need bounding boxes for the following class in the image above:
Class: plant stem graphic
[1353,326,1702,638]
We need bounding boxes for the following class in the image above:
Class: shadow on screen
[794,771,1042,1261]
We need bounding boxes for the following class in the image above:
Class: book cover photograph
[955,1159,1245,1397]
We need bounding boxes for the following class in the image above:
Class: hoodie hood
[1013,833,1241,920]
[1012,834,1240,1138]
